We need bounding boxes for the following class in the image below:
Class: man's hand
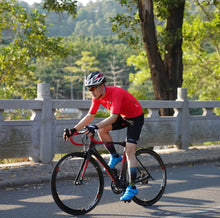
[63,128,77,141]
[85,125,98,135]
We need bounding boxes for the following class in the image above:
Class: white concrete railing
[0,83,219,163]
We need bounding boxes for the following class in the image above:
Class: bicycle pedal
[123,199,131,203]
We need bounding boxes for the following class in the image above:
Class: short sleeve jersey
[89,86,143,119]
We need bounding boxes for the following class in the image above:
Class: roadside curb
[0,145,220,189]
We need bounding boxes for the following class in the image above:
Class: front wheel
[133,148,167,206]
[51,152,104,215]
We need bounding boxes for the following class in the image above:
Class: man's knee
[97,126,112,135]
[97,128,106,135]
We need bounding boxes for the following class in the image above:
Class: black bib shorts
[112,113,144,144]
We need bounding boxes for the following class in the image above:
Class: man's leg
[125,142,137,185]
[97,126,122,168]
[97,126,117,155]
[120,142,138,201]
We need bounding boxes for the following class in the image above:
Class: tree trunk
[138,0,185,115]
[164,2,185,100]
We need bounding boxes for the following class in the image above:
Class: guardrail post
[36,83,53,163]
[177,88,190,150]
[31,107,41,162]
[0,109,3,121]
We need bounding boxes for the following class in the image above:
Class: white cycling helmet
[85,71,106,87]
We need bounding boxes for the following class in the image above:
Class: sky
[21,0,93,6]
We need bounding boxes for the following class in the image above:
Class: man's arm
[74,113,95,131]
[64,113,95,140]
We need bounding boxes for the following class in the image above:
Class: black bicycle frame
[76,140,127,188]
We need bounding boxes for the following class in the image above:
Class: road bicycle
[51,130,167,215]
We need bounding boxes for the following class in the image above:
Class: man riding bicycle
[63,71,144,201]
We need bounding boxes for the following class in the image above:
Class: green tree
[127,51,154,100]
[35,55,70,99]
[42,0,185,115]
[0,0,67,99]
[62,34,136,91]
[126,0,219,106]
[112,0,220,114]
[65,51,99,99]
[182,1,220,105]
[42,0,130,37]
[33,34,135,99]
[111,0,186,115]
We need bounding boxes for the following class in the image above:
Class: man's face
[87,84,103,99]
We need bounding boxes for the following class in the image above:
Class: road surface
[0,162,220,217]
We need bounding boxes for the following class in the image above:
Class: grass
[0,157,31,164]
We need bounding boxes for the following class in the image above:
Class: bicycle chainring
[111,181,124,194]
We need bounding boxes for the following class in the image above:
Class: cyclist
[63,71,144,201]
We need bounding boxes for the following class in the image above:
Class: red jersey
[89,86,143,118]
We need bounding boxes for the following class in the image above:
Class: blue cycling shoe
[120,186,138,201]
[108,155,122,169]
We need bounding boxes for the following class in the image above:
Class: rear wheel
[51,152,104,215]
[133,148,167,206]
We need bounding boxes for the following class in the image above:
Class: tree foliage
[34,34,136,99]
[65,51,99,99]
[0,0,68,98]
[111,0,219,106]
[127,51,153,100]
[182,0,220,102]
[1,0,219,108]
[39,0,131,37]
[110,0,185,116]
[43,0,78,17]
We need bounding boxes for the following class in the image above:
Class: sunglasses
[88,86,99,92]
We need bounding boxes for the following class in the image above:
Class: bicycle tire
[51,152,104,215]
[133,148,167,206]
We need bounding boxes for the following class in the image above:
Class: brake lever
[63,128,69,142]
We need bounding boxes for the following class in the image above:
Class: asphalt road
[0,162,220,218]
